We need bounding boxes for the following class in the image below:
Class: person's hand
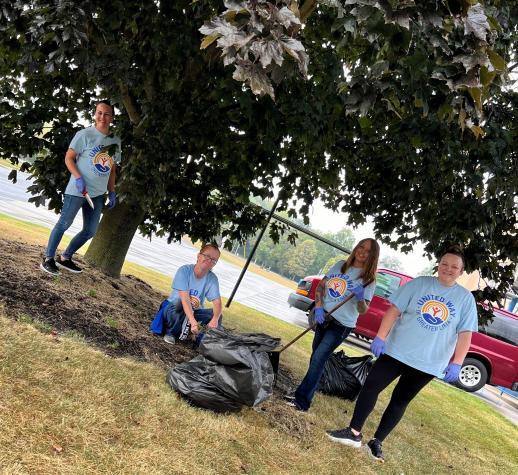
[108,191,117,209]
[370,336,385,357]
[351,285,365,301]
[443,363,461,383]
[207,317,219,329]
[75,176,86,194]
[189,320,199,336]
[314,307,325,325]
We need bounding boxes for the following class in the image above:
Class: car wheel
[457,358,488,392]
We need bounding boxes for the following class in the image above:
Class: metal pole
[251,203,351,255]
[225,196,281,308]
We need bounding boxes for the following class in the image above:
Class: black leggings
[350,354,434,442]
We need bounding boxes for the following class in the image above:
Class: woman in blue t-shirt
[326,245,478,463]
[286,238,380,412]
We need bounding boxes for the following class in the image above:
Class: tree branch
[299,0,318,23]
[119,81,141,125]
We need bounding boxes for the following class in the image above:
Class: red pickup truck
[288,268,518,393]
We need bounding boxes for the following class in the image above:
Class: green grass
[0,211,296,290]
[0,158,20,170]
[1,212,518,474]
[1,307,517,475]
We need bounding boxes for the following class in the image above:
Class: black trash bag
[167,356,242,413]
[167,329,281,412]
[317,351,373,401]
[199,328,281,364]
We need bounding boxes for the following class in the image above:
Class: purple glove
[108,191,117,209]
[75,176,86,194]
[314,307,325,325]
[351,285,365,301]
[443,363,461,383]
[370,336,385,357]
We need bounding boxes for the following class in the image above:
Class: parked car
[288,269,518,393]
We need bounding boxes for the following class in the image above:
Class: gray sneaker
[163,334,176,345]
[40,257,60,276]
[326,427,362,448]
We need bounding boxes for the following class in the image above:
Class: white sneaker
[163,334,176,345]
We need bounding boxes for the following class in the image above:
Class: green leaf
[200,33,220,50]
[480,65,497,87]
[468,87,482,112]
[470,125,485,140]
[7,169,17,183]
[487,49,506,72]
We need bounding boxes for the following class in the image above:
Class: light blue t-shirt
[322,262,376,328]
[64,126,122,198]
[386,276,478,377]
[167,264,220,310]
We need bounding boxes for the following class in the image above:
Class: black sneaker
[282,394,296,402]
[56,256,82,273]
[40,257,60,276]
[326,427,362,448]
[366,438,385,462]
[178,318,191,341]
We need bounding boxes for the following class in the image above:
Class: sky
[306,200,433,276]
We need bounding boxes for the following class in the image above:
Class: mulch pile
[0,238,301,414]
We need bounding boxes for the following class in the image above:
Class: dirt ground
[0,238,304,423]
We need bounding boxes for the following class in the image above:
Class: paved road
[0,167,309,326]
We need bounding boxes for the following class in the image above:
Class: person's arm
[107,164,117,192]
[178,290,199,335]
[64,148,80,177]
[314,277,328,308]
[357,299,369,314]
[207,297,222,328]
[451,331,472,364]
[376,304,401,339]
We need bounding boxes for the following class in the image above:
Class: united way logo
[327,277,347,299]
[90,144,117,176]
[421,300,449,326]
[190,295,201,310]
[416,294,456,331]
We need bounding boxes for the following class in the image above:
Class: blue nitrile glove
[443,363,461,383]
[370,336,385,358]
[351,285,365,301]
[314,307,325,325]
[108,191,117,209]
[75,176,86,194]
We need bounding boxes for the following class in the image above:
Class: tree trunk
[84,200,146,277]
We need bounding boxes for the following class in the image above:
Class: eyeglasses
[200,253,218,265]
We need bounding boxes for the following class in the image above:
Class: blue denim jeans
[294,320,354,410]
[164,300,222,337]
[45,194,105,259]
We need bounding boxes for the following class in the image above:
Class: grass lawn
[0,158,20,170]
[1,215,517,474]
[0,210,296,291]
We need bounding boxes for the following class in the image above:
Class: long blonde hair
[340,238,380,284]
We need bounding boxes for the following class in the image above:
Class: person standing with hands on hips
[286,238,380,412]
[327,245,478,463]
[40,100,121,275]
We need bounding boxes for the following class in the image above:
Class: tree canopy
[1,0,517,312]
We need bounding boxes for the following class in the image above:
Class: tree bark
[84,200,146,277]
